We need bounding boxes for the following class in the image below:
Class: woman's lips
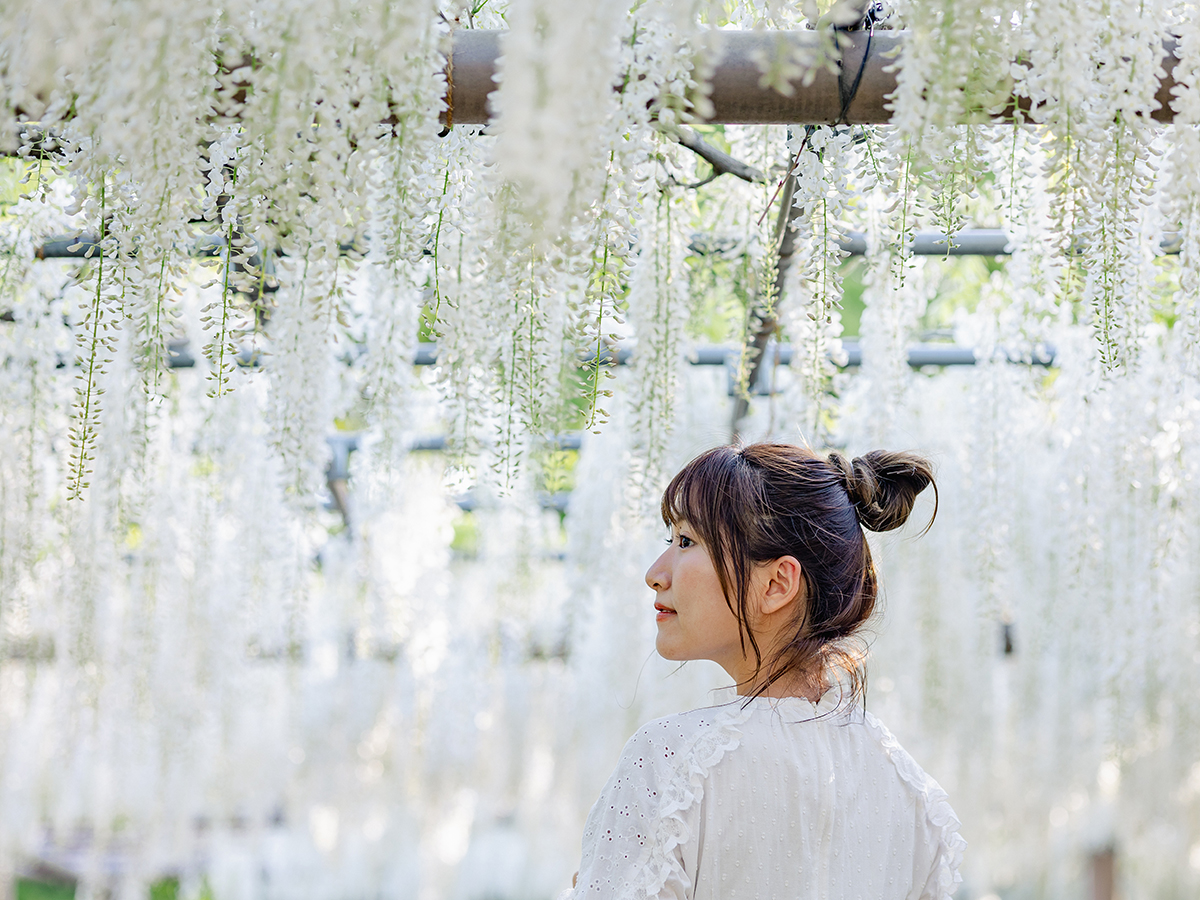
[654,602,676,622]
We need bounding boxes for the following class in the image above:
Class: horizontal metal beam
[35,235,265,260]
[26,339,1052,371]
[31,229,1185,262]
[447,29,900,126]
[838,230,1014,256]
[9,31,1185,155]
[447,30,1184,126]
[452,491,570,513]
[695,229,1184,258]
[395,337,1051,445]
[399,434,582,455]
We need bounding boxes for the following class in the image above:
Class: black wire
[756,7,879,229]
[835,9,877,127]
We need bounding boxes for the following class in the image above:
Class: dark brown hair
[660,442,936,705]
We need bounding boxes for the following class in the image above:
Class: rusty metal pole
[443,30,1182,127]
[8,30,1185,140]
[1090,847,1116,900]
[444,30,900,127]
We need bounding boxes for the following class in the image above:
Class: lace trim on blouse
[630,699,756,899]
[863,711,968,900]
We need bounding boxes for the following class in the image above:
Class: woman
[567,443,965,899]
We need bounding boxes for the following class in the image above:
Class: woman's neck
[733,667,828,702]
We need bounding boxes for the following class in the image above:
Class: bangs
[660,446,759,550]
[660,456,714,529]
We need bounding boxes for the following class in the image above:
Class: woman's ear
[759,556,804,616]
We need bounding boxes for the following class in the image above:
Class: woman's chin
[654,634,688,661]
[654,635,678,660]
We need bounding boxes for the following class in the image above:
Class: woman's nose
[645,550,670,591]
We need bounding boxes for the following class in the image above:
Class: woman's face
[645,521,752,681]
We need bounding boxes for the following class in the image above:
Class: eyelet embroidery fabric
[572,698,757,899]
[568,690,966,900]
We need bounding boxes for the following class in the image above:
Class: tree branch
[731,170,802,437]
[665,126,767,185]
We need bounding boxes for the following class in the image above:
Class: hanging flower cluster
[2,0,1198,490]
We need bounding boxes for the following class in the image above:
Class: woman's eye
[678,535,694,548]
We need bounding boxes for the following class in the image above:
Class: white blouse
[567,688,965,900]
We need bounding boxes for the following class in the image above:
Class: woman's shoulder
[618,693,756,777]
[859,709,950,800]
[860,709,968,894]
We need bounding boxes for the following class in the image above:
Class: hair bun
[828,450,937,533]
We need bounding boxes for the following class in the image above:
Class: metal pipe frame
[446,30,1183,126]
[160,340,1047,370]
[23,336,1056,373]
[34,230,1184,260]
[9,30,1184,138]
